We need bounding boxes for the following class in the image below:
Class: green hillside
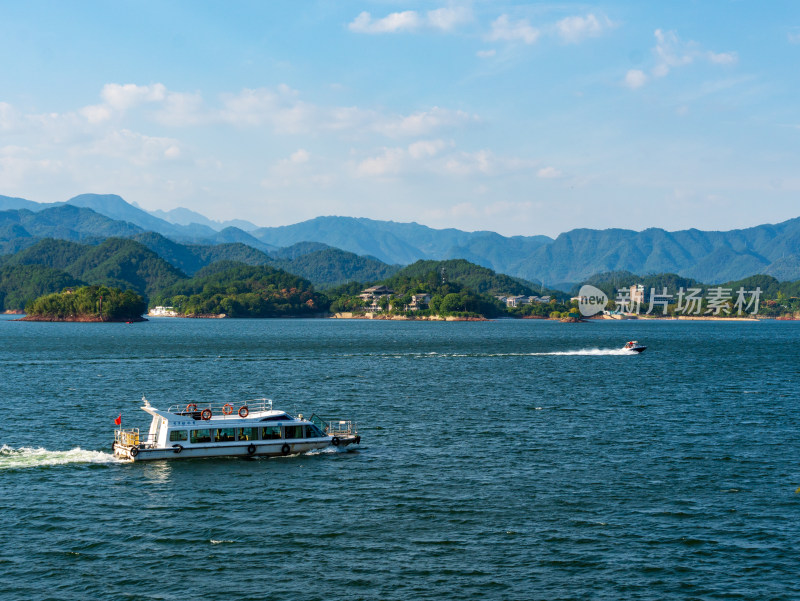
[273,247,401,288]
[132,232,272,275]
[330,259,569,318]
[0,205,142,241]
[3,239,88,270]
[387,259,539,296]
[0,238,184,299]
[0,265,84,311]
[573,271,705,298]
[150,264,328,317]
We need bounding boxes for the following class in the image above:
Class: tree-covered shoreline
[23,285,147,322]
[7,240,800,321]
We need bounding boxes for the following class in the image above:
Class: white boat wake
[530,348,639,356]
[375,349,641,359]
[0,445,121,470]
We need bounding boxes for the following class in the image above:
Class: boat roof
[140,397,304,426]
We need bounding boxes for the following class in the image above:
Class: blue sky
[1,1,798,237]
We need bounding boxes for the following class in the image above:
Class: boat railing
[115,428,140,447]
[114,428,160,448]
[310,414,357,436]
[166,398,273,420]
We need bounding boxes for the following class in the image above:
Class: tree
[440,293,463,314]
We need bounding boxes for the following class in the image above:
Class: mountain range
[0,234,400,310]
[2,192,800,287]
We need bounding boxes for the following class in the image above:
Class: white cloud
[348,7,472,34]
[443,150,537,177]
[556,14,611,43]
[355,140,447,177]
[0,102,23,131]
[486,15,540,44]
[155,91,205,126]
[79,104,113,124]
[219,86,314,133]
[408,139,447,159]
[290,149,310,163]
[356,147,407,176]
[374,107,476,138]
[652,29,695,77]
[624,69,648,89]
[73,83,480,142]
[262,149,316,188]
[625,30,739,89]
[789,28,800,44]
[348,11,421,34]
[101,83,166,110]
[476,49,496,58]
[537,166,562,178]
[81,129,182,166]
[707,51,738,65]
[80,83,196,125]
[217,89,475,138]
[427,7,472,31]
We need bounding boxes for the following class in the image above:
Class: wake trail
[361,348,640,358]
[529,348,638,356]
[0,445,121,470]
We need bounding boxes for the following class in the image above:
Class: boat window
[169,430,188,442]
[215,428,236,442]
[191,429,211,444]
[304,425,324,438]
[284,425,303,439]
[238,427,259,441]
[261,426,281,440]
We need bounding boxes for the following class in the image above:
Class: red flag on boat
[114,414,122,426]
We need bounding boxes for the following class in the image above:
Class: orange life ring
[201,408,212,420]
[186,403,198,412]
[238,406,249,418]
[222,403,234,415]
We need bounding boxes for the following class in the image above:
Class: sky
[1,1,799,237]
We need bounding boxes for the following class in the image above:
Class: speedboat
[623,340,646,353]
[112,397,360,461]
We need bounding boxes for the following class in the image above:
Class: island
[22,285,147,322]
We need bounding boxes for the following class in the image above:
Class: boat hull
[113,438,351,462]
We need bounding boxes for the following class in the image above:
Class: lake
[1,316,798,600]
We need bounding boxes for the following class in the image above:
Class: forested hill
[271,247,401,288]
[131,231,273,276]
[576,271,800,300]
[383,259,542,297]
[150,264,327,317]
[0,204,142,246]
[0,238,183,309]
[0,265,83,312]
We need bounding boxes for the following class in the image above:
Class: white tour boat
[112,397,360,462]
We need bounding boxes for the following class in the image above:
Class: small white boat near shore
[113,397,360,462]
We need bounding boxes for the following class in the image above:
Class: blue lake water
[1,316,798,600]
